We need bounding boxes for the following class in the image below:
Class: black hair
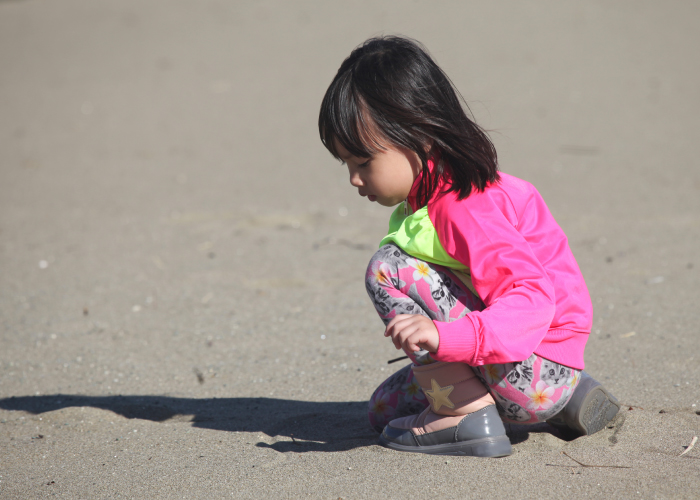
[319,36,499,207]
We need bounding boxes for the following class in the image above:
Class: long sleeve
[429,182,559,366]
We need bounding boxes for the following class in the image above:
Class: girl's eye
[358,160,371,168]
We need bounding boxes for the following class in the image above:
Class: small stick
[562,451,632,469]
[562,451,586,467]
[387,355,409,364]
[680,436,697,457]
[290,433,296,443]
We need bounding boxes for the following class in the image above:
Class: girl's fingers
[396,324,422,352]
[403,331,423,353]
[385,315,433,352]
[385,314,438,353]
[384,314,410,336]
[384,315,409,340]
[385,319,403,349]
[395,325,415,351]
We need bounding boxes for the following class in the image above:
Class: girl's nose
[349,168,363,187]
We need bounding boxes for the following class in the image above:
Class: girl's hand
[384,314,440,354]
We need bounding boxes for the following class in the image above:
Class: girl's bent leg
[474,355,582,424]
[365,244,485,430]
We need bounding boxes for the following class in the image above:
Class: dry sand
[1,1,699,498]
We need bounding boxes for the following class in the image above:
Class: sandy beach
[1,1,699,497]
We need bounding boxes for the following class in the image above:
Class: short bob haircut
[319,36,499,207]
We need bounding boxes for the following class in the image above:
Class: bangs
[318,73,386,160]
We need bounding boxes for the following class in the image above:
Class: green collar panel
[379,205,477,296]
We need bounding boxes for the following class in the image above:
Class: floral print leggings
[365,244,582,433]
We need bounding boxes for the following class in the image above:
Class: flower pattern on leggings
[525,381,555,411]
[406,258,435,285]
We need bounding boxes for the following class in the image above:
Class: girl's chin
[368,195,377,202]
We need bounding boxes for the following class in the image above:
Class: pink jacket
[408,170,592,370]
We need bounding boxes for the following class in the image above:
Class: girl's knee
[367,244,404,271]
[365,243,405,290]
[477,357,582,424]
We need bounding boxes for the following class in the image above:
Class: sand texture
[1,1,699,498]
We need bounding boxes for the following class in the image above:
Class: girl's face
[336,141,422,207]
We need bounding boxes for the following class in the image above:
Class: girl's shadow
[0,395,574,451]
[0,394,377,453]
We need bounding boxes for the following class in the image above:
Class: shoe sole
[575,386,621,435]
[378,434,512,457]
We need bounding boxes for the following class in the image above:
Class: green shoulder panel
[379,204,477,296]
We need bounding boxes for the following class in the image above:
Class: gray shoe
[379,404,512,457]
[547,372,621,437]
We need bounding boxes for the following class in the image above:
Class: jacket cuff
[432,316,478,365]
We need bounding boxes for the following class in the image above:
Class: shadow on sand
[0,394,378,452]
[0,394,567,452]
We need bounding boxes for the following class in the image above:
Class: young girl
[318,36,620,457]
